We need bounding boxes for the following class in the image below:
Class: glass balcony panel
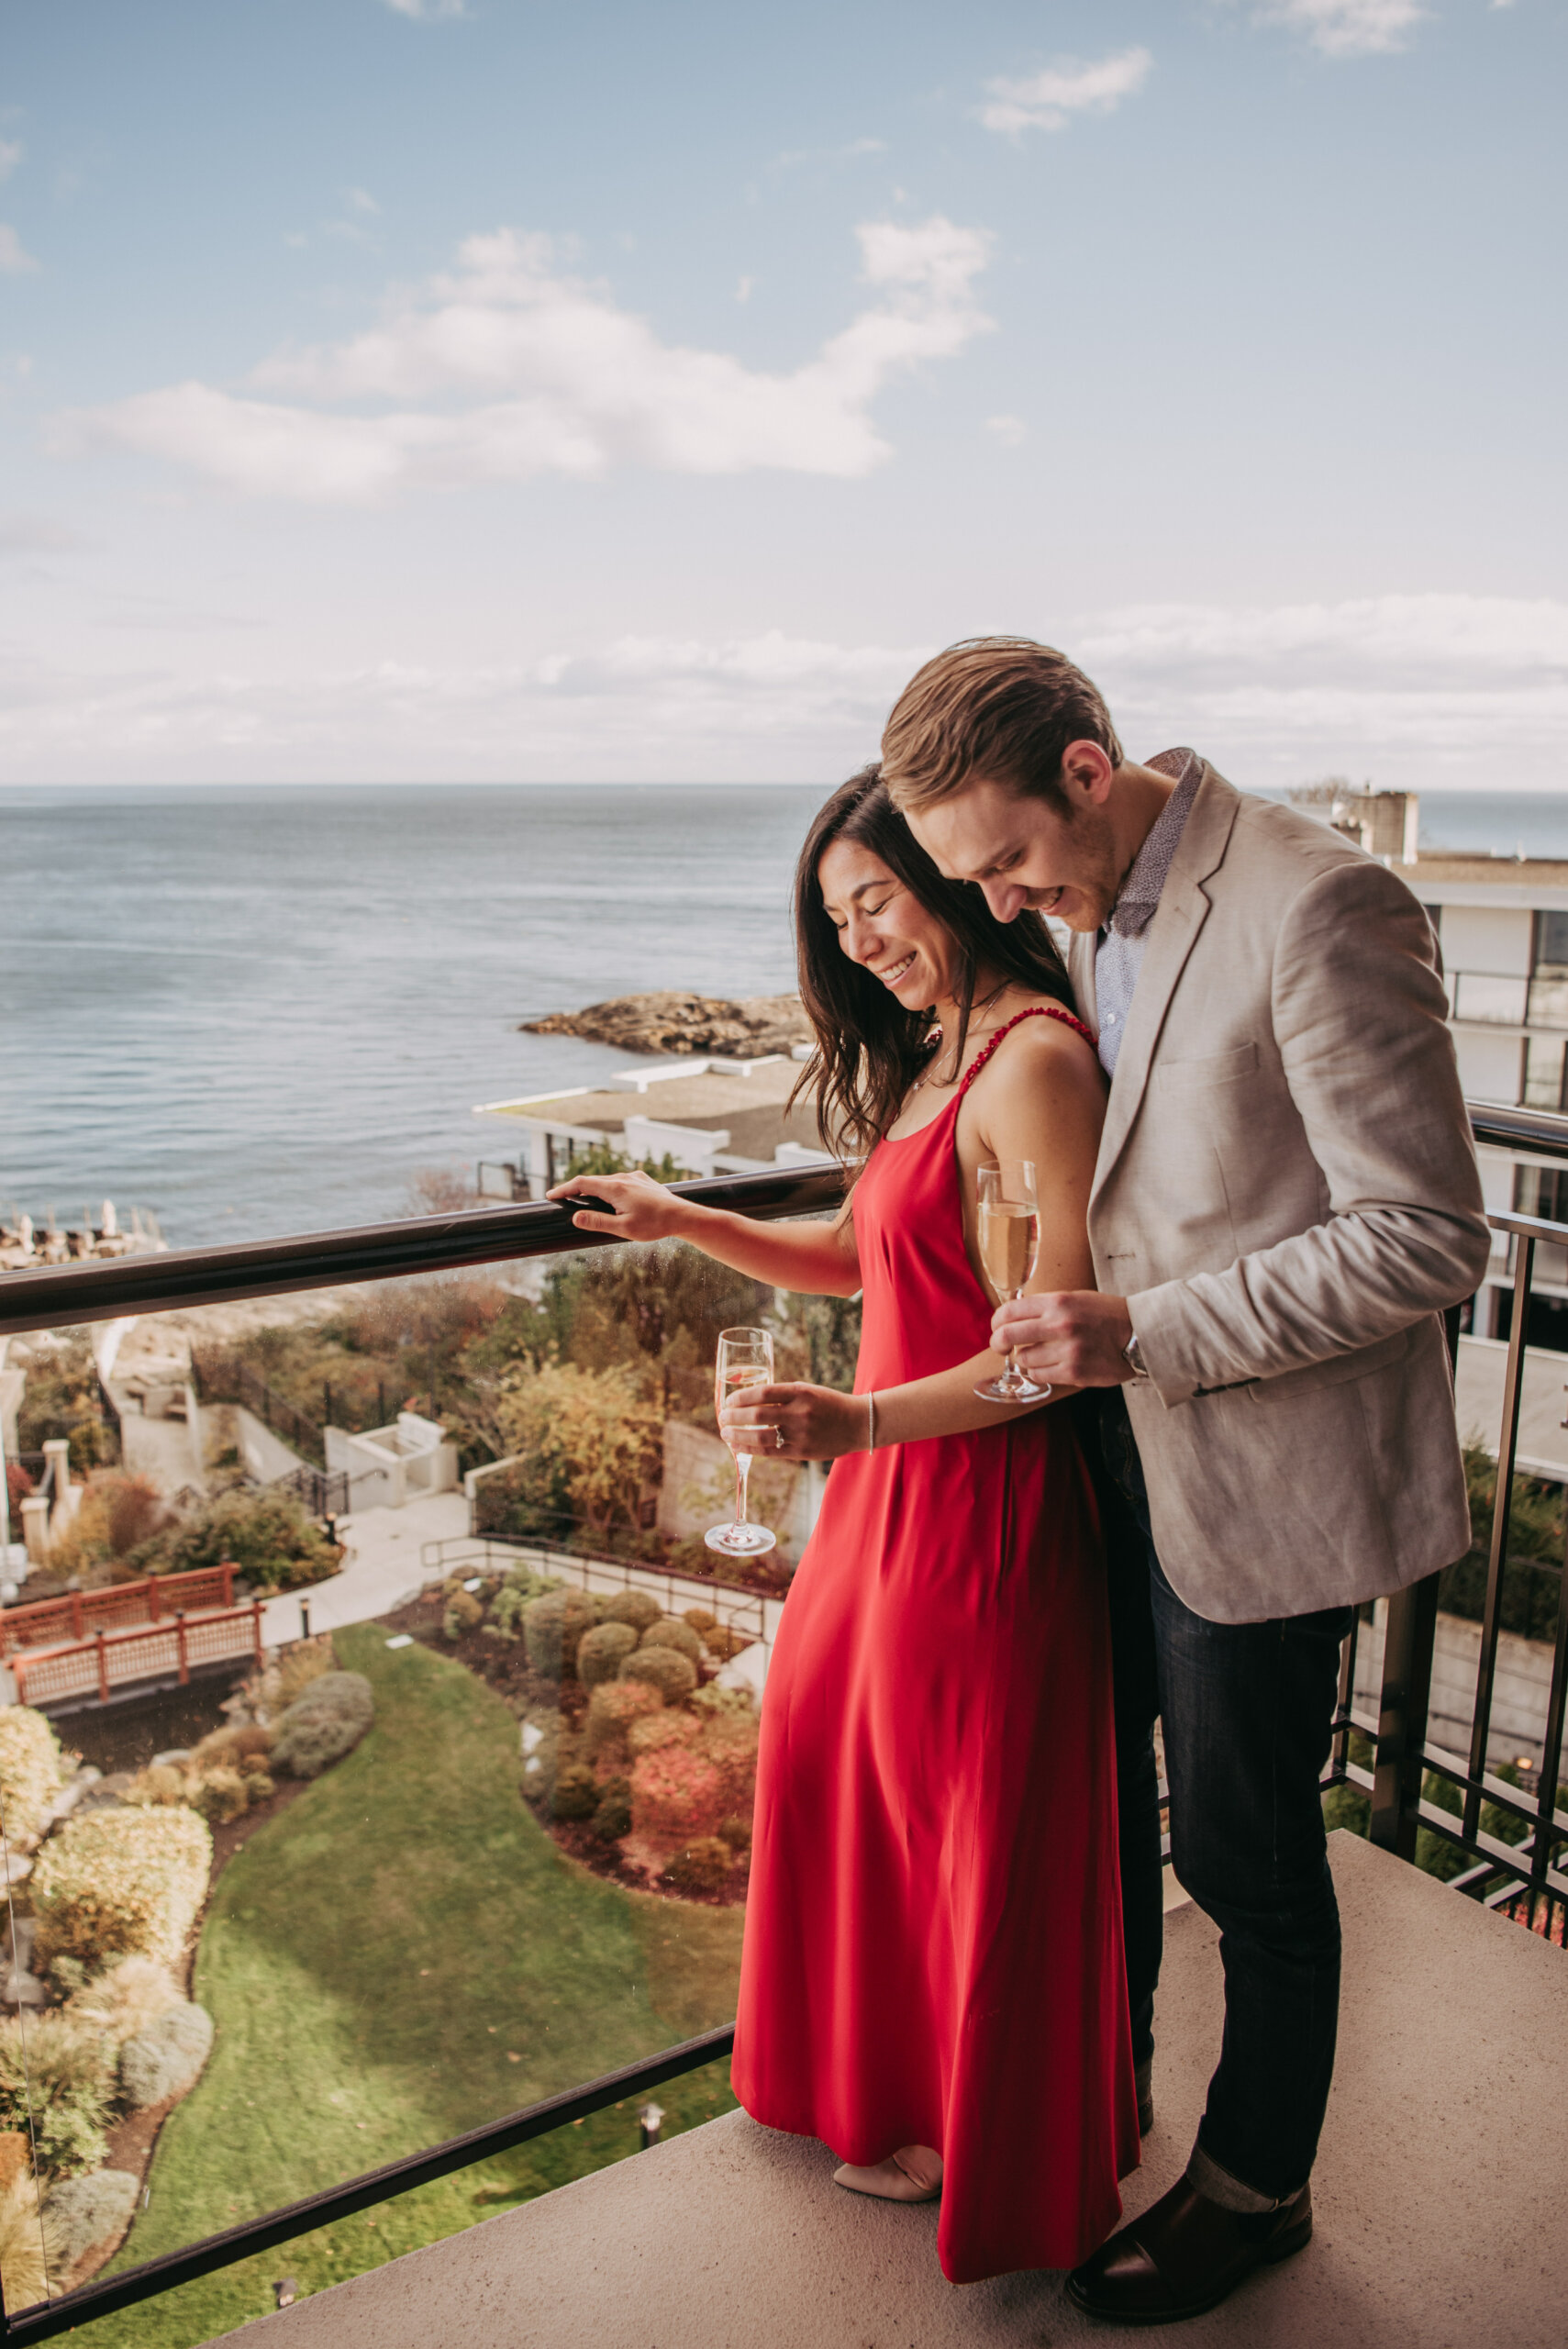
[1453,971,1529,1025]
[1,1237,855,2314]
[1526,974,1568,1031]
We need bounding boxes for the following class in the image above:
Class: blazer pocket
[1250,1325,1410,1406]
[1152,1041,1259,1093]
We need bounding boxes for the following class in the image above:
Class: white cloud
[985,413,1027,446]
[381,0,467,19]
[346,187,380,216]
[0,141,22,183]
[0,224,39,274]
[980,47,1151,137]
[51,218,993,504]
[1234,3,1428,57]
[0,511,89,553]
[7,597,1567,788]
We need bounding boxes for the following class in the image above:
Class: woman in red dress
[554,768,1138,2283]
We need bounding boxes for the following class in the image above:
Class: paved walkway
[260,1490,469,1647]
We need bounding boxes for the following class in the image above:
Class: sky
[2,0,1564,790]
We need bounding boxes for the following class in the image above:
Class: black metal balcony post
[1370,1575,1440,1860]
[1464,1230,1534,1843]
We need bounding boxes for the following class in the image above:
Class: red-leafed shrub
[698,1713,761,1814]
[629,1745,724,1847]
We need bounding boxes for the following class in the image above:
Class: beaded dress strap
[955,1005,1097,1100]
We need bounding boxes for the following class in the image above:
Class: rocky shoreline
[520,990,811,1058]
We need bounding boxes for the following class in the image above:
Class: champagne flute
[974,1161,1051,1402]
[707,1327,779,1556]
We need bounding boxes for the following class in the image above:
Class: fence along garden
[0,1134,1563,2340]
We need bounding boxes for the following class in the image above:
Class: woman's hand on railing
[719,1380,868,1462]
[547,1169,690,1241]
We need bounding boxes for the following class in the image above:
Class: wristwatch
[1122,1329,1151,1382]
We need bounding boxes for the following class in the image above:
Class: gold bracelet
[866,1392,876,1453]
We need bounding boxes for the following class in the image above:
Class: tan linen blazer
[1066,763,1490,1623]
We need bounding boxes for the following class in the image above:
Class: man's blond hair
[881,637,1124,814]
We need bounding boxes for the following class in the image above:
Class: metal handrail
[0,1162,846,1338]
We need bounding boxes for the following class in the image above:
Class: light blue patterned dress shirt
[1094,749,1203,1080]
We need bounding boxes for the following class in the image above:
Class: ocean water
[4,782,1566,1252]
[0,785,821,1248]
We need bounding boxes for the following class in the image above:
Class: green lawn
[75,1624,743,2348]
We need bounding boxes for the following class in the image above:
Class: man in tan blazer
[884,639,1489,2325]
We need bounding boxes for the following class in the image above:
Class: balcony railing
[0,1121,1562,2342]
[1448,967,1568,1033]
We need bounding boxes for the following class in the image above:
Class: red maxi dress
[731,1009,1139,2283]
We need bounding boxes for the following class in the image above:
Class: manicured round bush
[628,1710,701,1759]
[0,2016,114,2176]
[119,2000,214,2110]
[43,2167,139,2267]
[630,1745,724,1846]
[661,1837,733,1895]
[682,1609,718,1637]
[592,1774,633,1842]
[639,1617,704,1664]
[522,1589,598,1681]
[598,1588,662,1635]
[698,1713,761,1813]
[702,1624,752,1664]
[32,1804,213,1973]
[444,1590,484,1636]
[0,1706,63,1843]
[618,1647,697,1701]
[193,1724,273,1767]
[576,1620,638,1687]
[582,1680,663,1764]
[550,1764,600,1822]
[270,1671,373,1780]
[128,1763,185,1807]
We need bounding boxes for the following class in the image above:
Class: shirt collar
[1105,749,1203,941]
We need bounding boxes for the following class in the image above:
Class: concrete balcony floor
[227,1835,1565,2349]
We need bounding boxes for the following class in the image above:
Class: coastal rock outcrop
[520,991,811,1057]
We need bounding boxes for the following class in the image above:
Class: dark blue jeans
[1096,1394,1351,2202]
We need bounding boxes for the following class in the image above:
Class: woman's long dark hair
[792,763,1077,1163]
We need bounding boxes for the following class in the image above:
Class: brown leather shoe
[1066,2175,1312,2324]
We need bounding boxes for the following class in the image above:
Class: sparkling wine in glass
[974,1161,1051,1402]
[707,1327,779,1557]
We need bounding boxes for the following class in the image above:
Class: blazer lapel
[1091,765,1240,1205]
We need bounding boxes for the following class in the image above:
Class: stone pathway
[260,1490,469,1647]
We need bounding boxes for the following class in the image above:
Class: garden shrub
[582,1680,662,1765]
[639,1617,704,1664]
[522,1589,598,1680]
[682,1609,718,1637]
[592,1776,633,1842]
[187,1765,250,1827]
[687,1684,755,1724]
[444,1590,484,1638]
[68,1955,182,2044]
[702,1623,752,1664]
[628,1710,701,1759]
[0,2173,65,2310]
[618,1646,696,1701]
[698,1713,761,1812]
[577,1620,638,1687]
[661,1837,733,1895]
[139,1486,341,1594]
[270,1671,374,1779]
[630,1745,724,1846]
[119,2000,214,2109]
[273,1637,335,1712]
[32,1805,212,1974]
[0,1707,63,1844]
[44,2166,139,2268]
[717,1813,753,1853]
[127,1763,185,1808]
[491,1570,561,1637]
[0,2015,114,2176]
[550,1764,601,1822]
[598,1588,662,1635]
[193,1725,273,1767]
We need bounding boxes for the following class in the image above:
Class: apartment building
[1328,788,1568,1350]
